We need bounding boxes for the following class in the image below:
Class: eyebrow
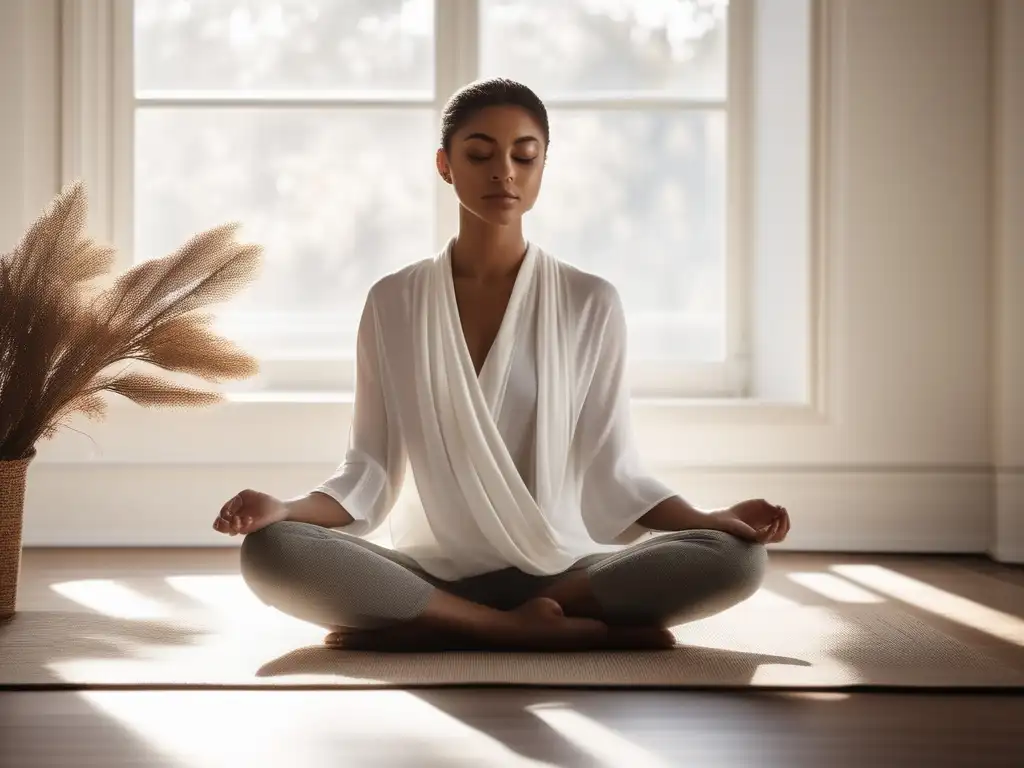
[463,132,540,145]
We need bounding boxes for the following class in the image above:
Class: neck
[450,206,527,280]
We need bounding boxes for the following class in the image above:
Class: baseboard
[20,464,994,554]
[992,470,1024,563]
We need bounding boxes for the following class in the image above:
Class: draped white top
[314,240,676,580]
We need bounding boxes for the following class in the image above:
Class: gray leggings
[240,521,767,631]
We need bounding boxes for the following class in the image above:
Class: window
[101,0,753,397]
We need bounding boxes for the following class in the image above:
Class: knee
[590,530,768,627]
[239,519,289,560]
[663,529,768,601]
[239,521,310,586]
[707,530,768,601]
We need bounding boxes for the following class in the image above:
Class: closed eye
[467,155,537,164]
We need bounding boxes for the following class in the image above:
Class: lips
[483,192,518,199]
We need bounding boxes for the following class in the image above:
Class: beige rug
[2,582,1022,690]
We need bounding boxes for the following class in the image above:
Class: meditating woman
[213,78,790,652]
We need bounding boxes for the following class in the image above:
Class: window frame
[65,0,755,399]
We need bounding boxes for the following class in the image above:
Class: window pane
[525,110,726,361]
[480,0,728,99]
[134,0,434,95]
[134,108,436,355]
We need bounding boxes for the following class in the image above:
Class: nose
[491,156,514,182]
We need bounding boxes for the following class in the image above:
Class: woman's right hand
[213,489,288,536]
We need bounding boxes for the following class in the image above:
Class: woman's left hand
[707,499,790,544]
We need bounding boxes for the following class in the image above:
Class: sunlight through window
[831,565,1024,646]
[50,579,169,619]
[527,703,672,768]
[744,587,802,609]
[79,690,320,768]
[164,574,335,643]
[787,572,884,603]
[749,655,860,687]
[165,575,267,612]
[779,692,851,701]
[82,691,559,767]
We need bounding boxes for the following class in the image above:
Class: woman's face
[437,105,547,227]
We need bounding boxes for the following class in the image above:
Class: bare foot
[323,598,675,653]
[604,624,677,650]
[496,597,609,651]
[322,612,588,653]
[325,598,604,652]
[499,597,675,652]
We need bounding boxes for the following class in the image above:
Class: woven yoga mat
[2,580,1022,690]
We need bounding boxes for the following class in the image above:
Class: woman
[213,78,790,652]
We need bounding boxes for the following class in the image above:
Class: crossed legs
[240,521,766,650]
[541,529,768,627]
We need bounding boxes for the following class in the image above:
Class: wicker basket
[0,447,34,620]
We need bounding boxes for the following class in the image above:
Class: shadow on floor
[0,609,207,767]
[253,643,812,684]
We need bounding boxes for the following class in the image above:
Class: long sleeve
[312,290,407,536]
[575,284,676,544]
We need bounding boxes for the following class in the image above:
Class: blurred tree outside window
[131,0,731,383]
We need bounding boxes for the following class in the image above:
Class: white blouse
[313,239,676,580]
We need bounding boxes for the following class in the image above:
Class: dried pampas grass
[0,181,263,461]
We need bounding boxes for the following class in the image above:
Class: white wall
[0,0,60,247]
[993,0,1024,561]
[2,0,1013,559]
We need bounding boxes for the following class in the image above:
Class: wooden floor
[2,549,1023,767]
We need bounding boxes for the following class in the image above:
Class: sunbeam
[81,690,559,767]
[50,579,169,619]
[527,702,672,767]
[831,565,1024,646]
[787,572,884,604]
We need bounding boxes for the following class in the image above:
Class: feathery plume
[0,181,263,461]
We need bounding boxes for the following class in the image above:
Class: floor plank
[2,549,1022,767]
[1,689,1021,767]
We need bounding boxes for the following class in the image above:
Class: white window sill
[37,390,827,467]
[102,389,826,423]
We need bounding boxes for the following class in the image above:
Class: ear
[435,148,452,183]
